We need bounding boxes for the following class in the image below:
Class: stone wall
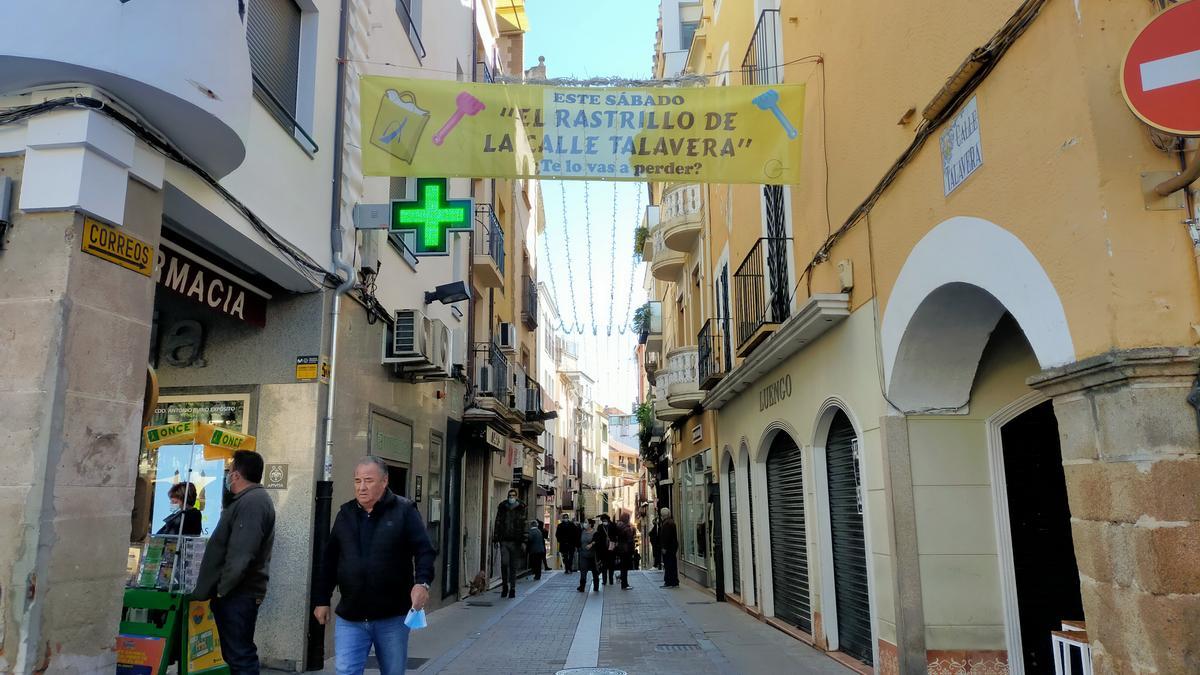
[1032,348,1200,674]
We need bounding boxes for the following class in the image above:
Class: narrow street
[279,571,849,675]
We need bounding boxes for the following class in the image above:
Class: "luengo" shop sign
[759,374,793,412]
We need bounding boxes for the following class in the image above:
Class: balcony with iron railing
[475,59,494,84]
[734,237,792,357]
[520,274,538,329]
[665,345,703,410]
[650,225,686,281]
[542,452,556,475]
[521,377,548,435]
[473,341,510,408]
[698,317,732,390]
[742,8,782,86]
[660,184,703,253]
[474,204,505,287]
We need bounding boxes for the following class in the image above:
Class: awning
[496,0,527,33]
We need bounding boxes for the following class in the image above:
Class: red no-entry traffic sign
[1122,0,1200,136]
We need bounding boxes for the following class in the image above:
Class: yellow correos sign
[361,77,805,184]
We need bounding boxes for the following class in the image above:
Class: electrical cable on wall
[0,96,338,289]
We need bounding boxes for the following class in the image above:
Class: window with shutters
[246,0,316,152]
[395,0,427,59]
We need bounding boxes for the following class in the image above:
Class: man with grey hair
[313,456,436,675]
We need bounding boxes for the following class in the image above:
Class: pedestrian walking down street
[313,457,435,675]
[577,519,603,592]
[555,513,579,573]
[527,520,546,580]
[649,516,662,570]
[493,488,527,598]
[597,514,617,585]
[659,507,679,588]
[615,511,636,590]
[193,451,276,675]
[540,521,552,571]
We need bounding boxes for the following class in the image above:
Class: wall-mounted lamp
[424,280,470,305]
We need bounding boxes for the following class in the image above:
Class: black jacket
[659,517,679,554]
[493,499,527,543]
[156,507,202,537]
[315,490,435,621]
[556,521,579,549]
[194,485,276,600]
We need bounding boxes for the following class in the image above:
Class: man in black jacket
[194,450,276,675]
[313,457,435,675]
[493,487,527,598]
[555,514,579,573]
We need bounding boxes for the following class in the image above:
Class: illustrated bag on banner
[360,77,806,184]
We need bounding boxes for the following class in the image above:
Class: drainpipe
[308,0,354,667]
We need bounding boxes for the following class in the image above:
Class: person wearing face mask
[156,481,202,536]
[193,450,276,675]
[492,488,527,598]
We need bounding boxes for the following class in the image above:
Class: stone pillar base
[1030,348,1200,674]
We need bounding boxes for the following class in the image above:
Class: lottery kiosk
[118,420,256,675]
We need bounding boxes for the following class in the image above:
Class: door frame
[811,398,878,666]
[986,390,1050,675]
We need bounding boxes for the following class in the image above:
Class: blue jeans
[209,594,261,675]
[335,614,411,675]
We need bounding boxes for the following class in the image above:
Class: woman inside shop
[156,482,202,536]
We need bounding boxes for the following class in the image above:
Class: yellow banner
[361,77,805,184]
[143,421,197,449]
[197,423,256,460]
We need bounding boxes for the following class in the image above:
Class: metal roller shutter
[766,433,811,633]
[728,460,741,594]
[246,0,301,117]
[826,412,872,665]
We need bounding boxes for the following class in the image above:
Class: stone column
[1030,348,1200,674]
[0,102,163,673]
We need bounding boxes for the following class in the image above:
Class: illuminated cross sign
[391,178,473,255]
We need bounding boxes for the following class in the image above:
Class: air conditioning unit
[430,319,451,376]
[383,309,432,364]
[497,322,517,353]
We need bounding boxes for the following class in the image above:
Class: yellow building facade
[645,1,1200,673]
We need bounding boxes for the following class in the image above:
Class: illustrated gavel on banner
[433,92,486,146]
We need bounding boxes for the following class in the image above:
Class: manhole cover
[655,643,701,652]
[556,669,628,675]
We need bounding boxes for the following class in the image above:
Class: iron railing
[543,452,556,475]
[524,377,544,418]
[474,204,506,275]
[698,317,732,389]
[521,274,538,329]
[734,238,792,349]
[473,341,510,402]
[742,9,781,85]
[475,59,494,84]
[251,73,319,153]
[395,0,427,59]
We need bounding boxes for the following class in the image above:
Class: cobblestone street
[279,570,850,675]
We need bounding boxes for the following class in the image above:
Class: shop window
[132,394,252,545]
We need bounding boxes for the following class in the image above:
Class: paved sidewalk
[266,569,851,674]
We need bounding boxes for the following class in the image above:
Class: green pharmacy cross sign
[391,178,473,255]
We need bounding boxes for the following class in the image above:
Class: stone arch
[881,216,1075,411]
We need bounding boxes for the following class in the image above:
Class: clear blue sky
[524,1,659,411]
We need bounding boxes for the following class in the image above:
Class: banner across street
[360,77,806,184]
